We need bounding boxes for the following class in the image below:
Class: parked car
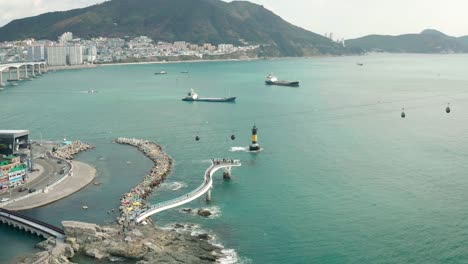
[0,198,9,202]
[28,188,36,193]
[18,187,28,192]
[57,160,64,164]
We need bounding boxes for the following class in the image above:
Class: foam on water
[230,146,264,153]
[229,146,249,152]
[160,181,188,191]
[162,223,245,264]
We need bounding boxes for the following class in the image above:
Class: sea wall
[51,141,94,160]
[114,138,173,225]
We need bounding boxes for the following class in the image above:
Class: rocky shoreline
[18,221,226,264]
[52,141,94,160]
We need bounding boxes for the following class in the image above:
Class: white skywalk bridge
[136,159,241,223]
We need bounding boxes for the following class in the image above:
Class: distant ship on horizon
[182,89,236,102]
[265,74,299,87]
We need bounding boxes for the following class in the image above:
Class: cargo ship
[182,89,236,102]
[265,74,299,87]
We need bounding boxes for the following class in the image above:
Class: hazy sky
[1,0,467,39]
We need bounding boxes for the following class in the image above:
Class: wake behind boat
[265,74,299,87]
[182,89,236,102]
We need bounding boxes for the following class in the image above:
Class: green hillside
[346,29,468,53]
[0,0,357,56]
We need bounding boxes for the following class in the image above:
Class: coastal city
[2,0,468,263]
[0,32,260,66]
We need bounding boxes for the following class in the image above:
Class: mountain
[346,29,468,53]
[458,35,468,46]
[0,0,355,57]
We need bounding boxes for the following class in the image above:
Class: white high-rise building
[28,46,45,61]
[67,45,83,65]
[46,46,67,66]
[84,46,97,63]
[58,32,73,44]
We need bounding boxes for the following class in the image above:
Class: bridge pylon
[206,188,212,202]
[223,166,232,180]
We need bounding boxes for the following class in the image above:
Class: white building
[67,45,83,65]
[84,46,97,63]
[46,46,67,66]
[27,46,45,61]
[59,32,73,44]
[218,44,234,53]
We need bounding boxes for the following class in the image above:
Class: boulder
[197,233,210,240]
[85,249,107,260]
[63,244,75,258]
[107,243,146,259]
[62,221,99,238]
[131,229,143,237]
[197,209,212,217]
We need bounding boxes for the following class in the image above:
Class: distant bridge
[136,159,241,223]
[0,62,48,86]
[0,208,65,239]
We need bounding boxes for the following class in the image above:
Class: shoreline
[47,54,349,71]
[17,138,234,264]
[2,141,96,211]
[4,161,96,211]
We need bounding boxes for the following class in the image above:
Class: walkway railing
[136,160,241,223]
[0,208,64,239]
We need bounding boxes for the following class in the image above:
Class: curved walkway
[136,160,241,223]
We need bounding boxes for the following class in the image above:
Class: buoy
[231,134,236,140]
[446,103,451,114]
[401,108,406,118]
[195,136,200,141]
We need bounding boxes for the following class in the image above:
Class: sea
[2,54,468,263]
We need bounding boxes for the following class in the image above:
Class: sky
[0,0,467,39]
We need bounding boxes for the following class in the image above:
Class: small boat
[11,82,19,86]
[154,71,167,75]
[182,89,236,102]
[87,89,98,94]
[82,205,88,209]
[180,71,189,74]
[265,74,299,87]
[356,62,364,66]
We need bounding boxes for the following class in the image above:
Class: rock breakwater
[115,138,173,225]
[52,141,94,160]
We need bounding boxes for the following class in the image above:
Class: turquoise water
[2,54,468,263]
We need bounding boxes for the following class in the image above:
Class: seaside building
[67,45,83,65]
[27,45,45,61]
[84,46,97,63]
[0,156,27,192]
[218,44,234,53]
[0,130,29,156]
[46,46,67,66]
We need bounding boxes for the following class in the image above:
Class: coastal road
[0,143,70,201]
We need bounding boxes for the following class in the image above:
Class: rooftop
[0,130,29,137]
